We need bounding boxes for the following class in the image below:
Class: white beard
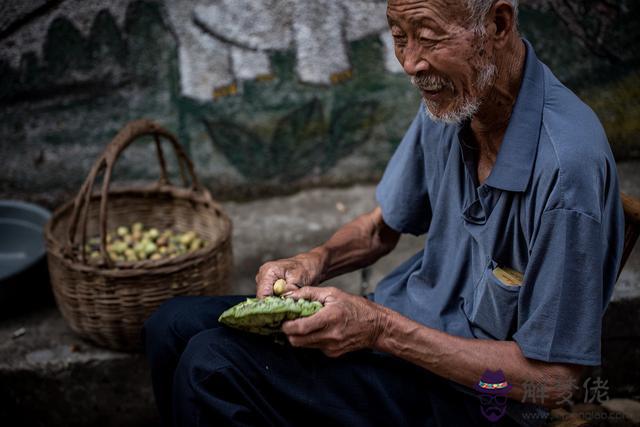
[422,62,497,125]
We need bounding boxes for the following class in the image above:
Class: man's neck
[470,36,526,161]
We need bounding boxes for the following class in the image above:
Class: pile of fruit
[82,222,208,263]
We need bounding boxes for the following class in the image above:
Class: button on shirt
[374,39,624,367]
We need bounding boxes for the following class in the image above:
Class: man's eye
[392,34,407,45]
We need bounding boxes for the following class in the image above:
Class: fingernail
[283,291,293,297]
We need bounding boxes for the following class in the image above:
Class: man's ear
[486,0,517,49]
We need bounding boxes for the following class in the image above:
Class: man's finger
[287,330,330,348]
[256,264,288,298]
[283,269,304,288]
[282,308,329,335]
[284,285,328,302]
[256,286,272,298]
[283,283,300,293]
[287,331,346,358]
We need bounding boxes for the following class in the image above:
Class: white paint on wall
[181,23,235,100]
[343,0,388,40]
[165,0,234,100]
[291,0,351,85]
[191,0,397,92]
[231,48,272,81]
[0,0,403,102]
[193,0,294,51]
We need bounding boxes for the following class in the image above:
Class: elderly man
[144,0,624,425]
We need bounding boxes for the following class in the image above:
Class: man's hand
[255,207,399,299]
[281,286,384,357]
[255,250,327,298]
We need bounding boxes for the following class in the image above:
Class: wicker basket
[45,119,232,351]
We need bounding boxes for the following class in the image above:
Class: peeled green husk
[218,296,323,335]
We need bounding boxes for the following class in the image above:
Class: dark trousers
[142,295,516,426]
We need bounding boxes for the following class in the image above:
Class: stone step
[2,160,640,425]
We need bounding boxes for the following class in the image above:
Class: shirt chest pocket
[464,259,521,340]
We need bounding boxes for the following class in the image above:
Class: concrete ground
[1,161,640,426]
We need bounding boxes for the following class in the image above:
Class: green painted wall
[0,0,638,207]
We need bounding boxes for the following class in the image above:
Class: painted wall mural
[170,0,402,100]
[0,0,638,207]
[0,0,400,100]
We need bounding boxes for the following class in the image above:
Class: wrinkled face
[387,0,497,124]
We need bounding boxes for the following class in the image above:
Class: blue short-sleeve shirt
[374,39,625,367]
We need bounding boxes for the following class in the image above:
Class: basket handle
[64,119,207,266]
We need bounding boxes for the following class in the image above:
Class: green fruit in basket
[148,228,160,240]
[218,296,323,335]
[145,242,157,255]
[124,248,137,261]
[81,224,211,264]
[114,242,128,254]
[179,231,195,246]
[190,238,202,251]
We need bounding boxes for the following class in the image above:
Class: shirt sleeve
[375,108,431,235]
[513,208,608,365]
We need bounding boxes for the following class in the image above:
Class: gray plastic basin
[0,200,52,282]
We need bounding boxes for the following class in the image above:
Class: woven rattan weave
[45,119,232,351]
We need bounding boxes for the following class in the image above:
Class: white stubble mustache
[410,73,453,92]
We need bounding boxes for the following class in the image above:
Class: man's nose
[402,42,430,76]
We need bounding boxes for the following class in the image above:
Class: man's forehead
[387,0,464,8]
[386,0,467,22]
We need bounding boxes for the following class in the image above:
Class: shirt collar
[483,38,545,193]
